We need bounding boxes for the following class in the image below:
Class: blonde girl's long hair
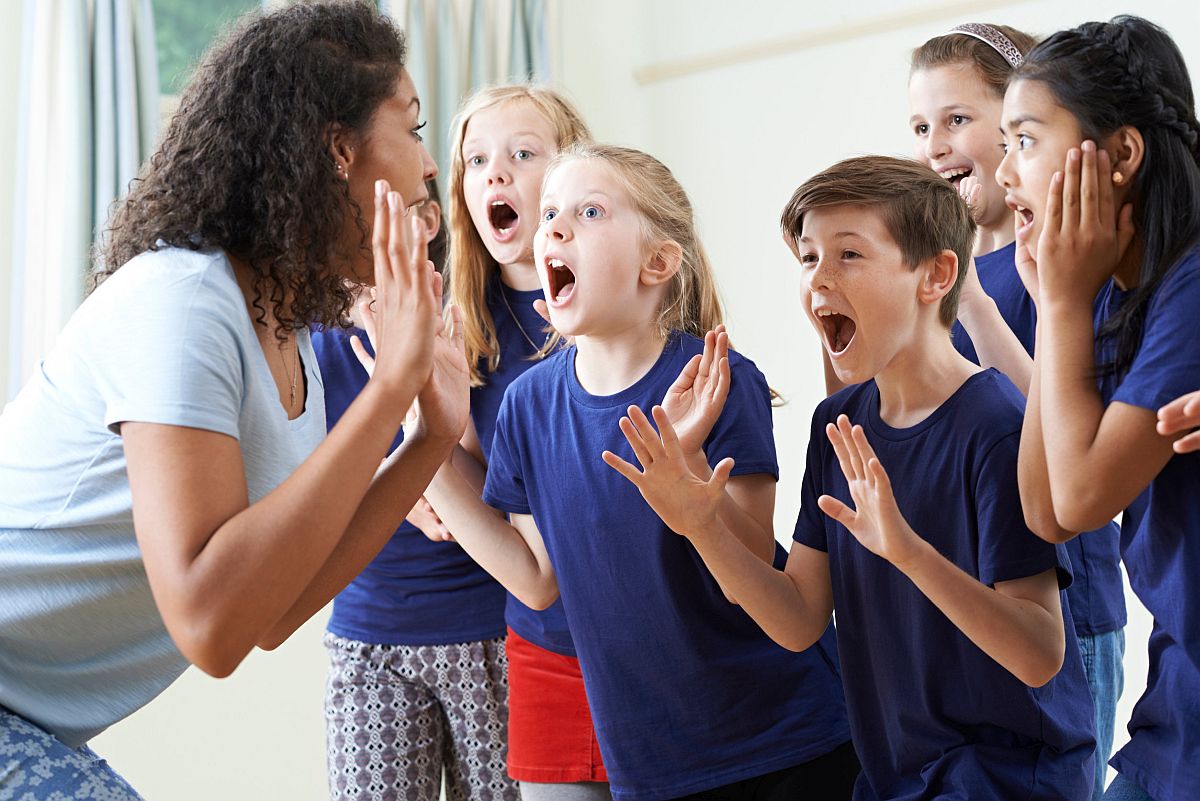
[447,85,592,386]
[545,144,725,346]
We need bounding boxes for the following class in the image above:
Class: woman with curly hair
[0,3,466,797]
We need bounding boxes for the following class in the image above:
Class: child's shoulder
[503,344,573,395]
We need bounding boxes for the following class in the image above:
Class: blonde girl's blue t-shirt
[953,241,1125,638]
[0,248,325,748]
[313,326,507,646]
[483,334,851,801]
[474,281,575,657]
[794,370,1095,801]
[1094,249,1200,801]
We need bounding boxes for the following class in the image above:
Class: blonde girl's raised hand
[1037,141,1136,305]
[1158,391,1200,453]
[816,415,924,570]
[602,404,735,541]
[661,326,732,456]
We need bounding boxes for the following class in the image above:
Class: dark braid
[1014,16,1200,379]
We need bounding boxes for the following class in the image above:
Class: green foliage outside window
[152,0,260,95]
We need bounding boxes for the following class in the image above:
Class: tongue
[555,281,576,303]
[492,205,518,231]
[834,317,856,353]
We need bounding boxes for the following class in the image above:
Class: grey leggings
[520,780,613,800]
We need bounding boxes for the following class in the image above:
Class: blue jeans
[0,707,142,799]
[1079,629,1126,799]
[1103,774,1156,801]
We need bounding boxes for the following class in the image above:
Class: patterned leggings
[0,707,143,800]
[324,633,519,801]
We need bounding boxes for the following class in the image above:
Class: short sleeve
[792,409,830,552]
[93,257,246,438]
[481,391,531,515]
[704,357,779,480]
[974,431,1070,588]
[1111,257,1200,411]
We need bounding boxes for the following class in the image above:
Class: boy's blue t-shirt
[1095,250,1200,801]
[312,326,506,646]
[483,334,851,801]
[953,241,1125,637]
[794,370,1095,801]
[474,281,576,657]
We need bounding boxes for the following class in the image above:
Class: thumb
[817,494,856,529]
[708,457,735,491]
[532,298,551,324]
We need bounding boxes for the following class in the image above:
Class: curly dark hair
[95,1,407,334]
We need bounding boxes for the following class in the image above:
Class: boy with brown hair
[603,156,1096,800]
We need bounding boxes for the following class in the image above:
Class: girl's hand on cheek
[1013,210,1040,303]
[1036,142,1135,306]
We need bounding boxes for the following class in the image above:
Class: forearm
[421,462,557,608]
[1038,299,1115,528]
[897,540,1064,686]
[957,296,1033,395]
[1018,333,1075,542]
[689,524,831,652]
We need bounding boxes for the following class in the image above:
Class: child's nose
[995,150,1016,188]
[925,129,951,162]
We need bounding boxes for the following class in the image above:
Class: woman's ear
[1106,124,1145,190]
[641,240,683,287]
[419,198,442,242]
[919,249,959,307]
[327,123,356,178]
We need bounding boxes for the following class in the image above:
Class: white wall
[0,0,23,394]
[11,3,1199,798]
[556,0,1200,784]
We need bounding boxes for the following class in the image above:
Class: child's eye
[514,149,534,161]
[541,208,557,222]
[800,253,818,265]
[582,206,603,219]
[412,120,427,142]
[914,123,929,136]
[950,114,969,126]
[1018,134,1033,150]
[467,155,485,167]
[842,250,861,260]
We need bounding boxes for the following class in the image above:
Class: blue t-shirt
[0,248,325,747]
[473,281,576,656]
[794,370,1095,801]
[1095,250,1200,801]
[953,242,1125,637]
[484,335,851,801]
[312,326,506,646]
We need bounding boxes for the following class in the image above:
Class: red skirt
[505,627,608,783]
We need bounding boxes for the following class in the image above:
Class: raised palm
[661,326,731,455]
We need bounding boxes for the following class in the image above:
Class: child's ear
[1106,125,1145,192]
[641,240,683,287]
[918,250,959,307]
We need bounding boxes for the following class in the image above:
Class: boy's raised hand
[1157,390,1200,453]
[661,326,731,455]
[817,415,924,569]
[602,404,735,540]
[1037,141,1135,304]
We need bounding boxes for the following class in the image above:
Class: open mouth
[816,308,857,356]
[1006,196,1035,232]
[938,165,974,188]
[546,257,577,305]
[488,200,519,239]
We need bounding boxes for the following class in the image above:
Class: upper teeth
[492,200,507,206]
[816,310,841,317]
[548,258,566,269]
[939,167,971,179]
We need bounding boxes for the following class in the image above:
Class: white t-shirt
[0,247,326,747]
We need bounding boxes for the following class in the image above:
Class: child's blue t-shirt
[794,370,1095,801]
[953,241,1125,638]
[312,326,507,646]
[483,334,851,801]
[1095,250,1200,801]
[473,281,576,657]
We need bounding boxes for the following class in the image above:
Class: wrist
[889,532,935,578]
[956,292,997,328]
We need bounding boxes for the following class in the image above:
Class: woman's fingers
[371,180,390,288]
[349,334,375,377]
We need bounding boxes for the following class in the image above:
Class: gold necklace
[279,336,300,407]
[499,284,550,353]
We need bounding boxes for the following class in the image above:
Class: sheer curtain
[381,0,550,174]
[7,0,158,401]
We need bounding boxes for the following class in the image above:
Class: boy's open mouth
[489,200,519,238]
[817,308,857,356]
[546,257,577,305]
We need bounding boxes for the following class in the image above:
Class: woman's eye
[514,149,533,161]
[582,206,602,219]
[412,120,427,142]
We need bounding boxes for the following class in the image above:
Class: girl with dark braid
[1002,15,1200,801]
